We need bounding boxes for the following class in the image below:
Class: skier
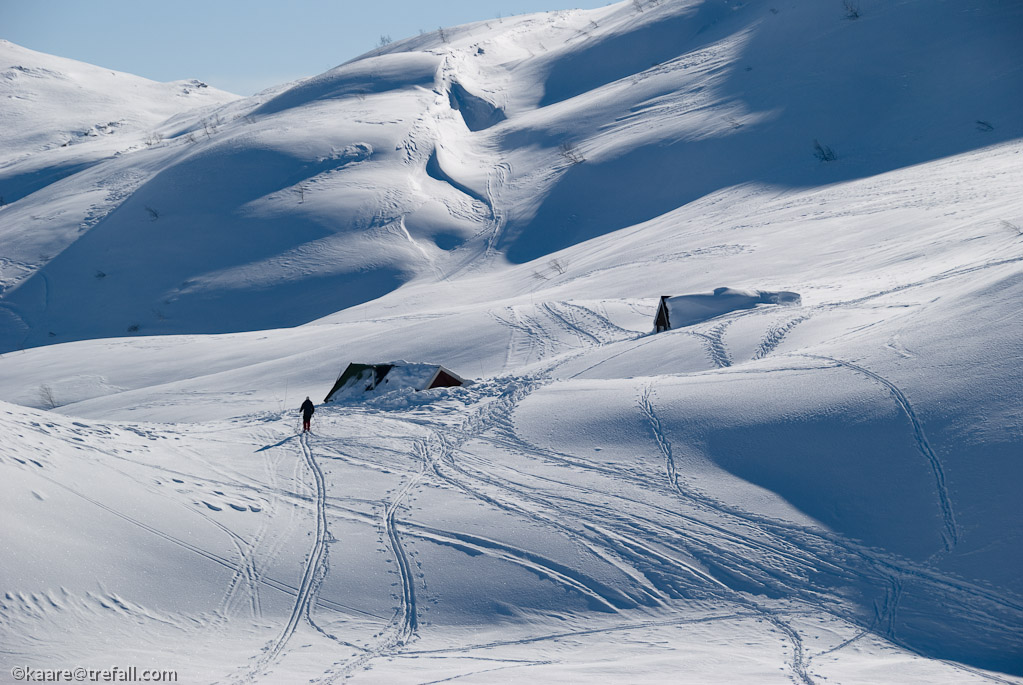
[300,397,315,432]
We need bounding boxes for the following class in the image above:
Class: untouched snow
[1,0,1022,682]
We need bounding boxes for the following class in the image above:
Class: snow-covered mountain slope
[0,39,238,306]
[1,0,1022,682]
[2,0,1020,351]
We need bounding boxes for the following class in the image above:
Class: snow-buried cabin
[324,362,468,403]
[654,287,801,332]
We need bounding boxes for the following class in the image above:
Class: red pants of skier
[303,418,311,432]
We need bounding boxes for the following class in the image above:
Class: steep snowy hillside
[1,0,1020,351]
[0,40,237,310]
[1,0,1022,683]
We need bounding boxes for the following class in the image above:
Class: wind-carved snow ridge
[448,81,507,132]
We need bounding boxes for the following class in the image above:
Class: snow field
[2,0,1023,681]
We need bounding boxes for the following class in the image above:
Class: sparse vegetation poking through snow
[1000,220,1022,236]
[144,206,159,221]
[813,139,837,162]
[143,132,162,147]
[559,140,585,165]
[37,384,56,409]
[200,114,223,140]
[843,1,861,19]
[378,35,393,47]
[531,258,569,283]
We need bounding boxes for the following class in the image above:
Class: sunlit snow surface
[1,0,1022,682]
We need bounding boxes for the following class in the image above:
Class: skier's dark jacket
[301,398,315,419]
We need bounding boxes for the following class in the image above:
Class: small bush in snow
[201,114,222,140]
[38,384,57,409]
[843,1,860,19]
[559,141,585,165]
[145,206,160,221]
[378,35,392,47]
[1000,220,1022,236]
[813,139,837,162]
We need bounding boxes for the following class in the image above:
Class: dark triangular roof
[323,363,393,402]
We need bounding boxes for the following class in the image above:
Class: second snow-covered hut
[654,287,801,332]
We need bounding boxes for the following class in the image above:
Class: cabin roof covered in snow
[655,288,801,331]
[324,361,467,402]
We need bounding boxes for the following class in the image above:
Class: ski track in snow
[383,446,424,646]
[415,378,641,613]
[638,383,815,685]
[800,354,960,554]
[4,367,1022,683]
[242,431,330,681]
[823,254,1023,311]
[540,301,603,347]
[29,459,362,620]
[482,161,511,258]
[492,300,644,373]
[7,7,1023,680]
[691,319,735,368]
[712,252,1023,367]
[321,438,427,682]
[489,306,561,367]
[636,384,1022,684]
[753,312,813,361]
